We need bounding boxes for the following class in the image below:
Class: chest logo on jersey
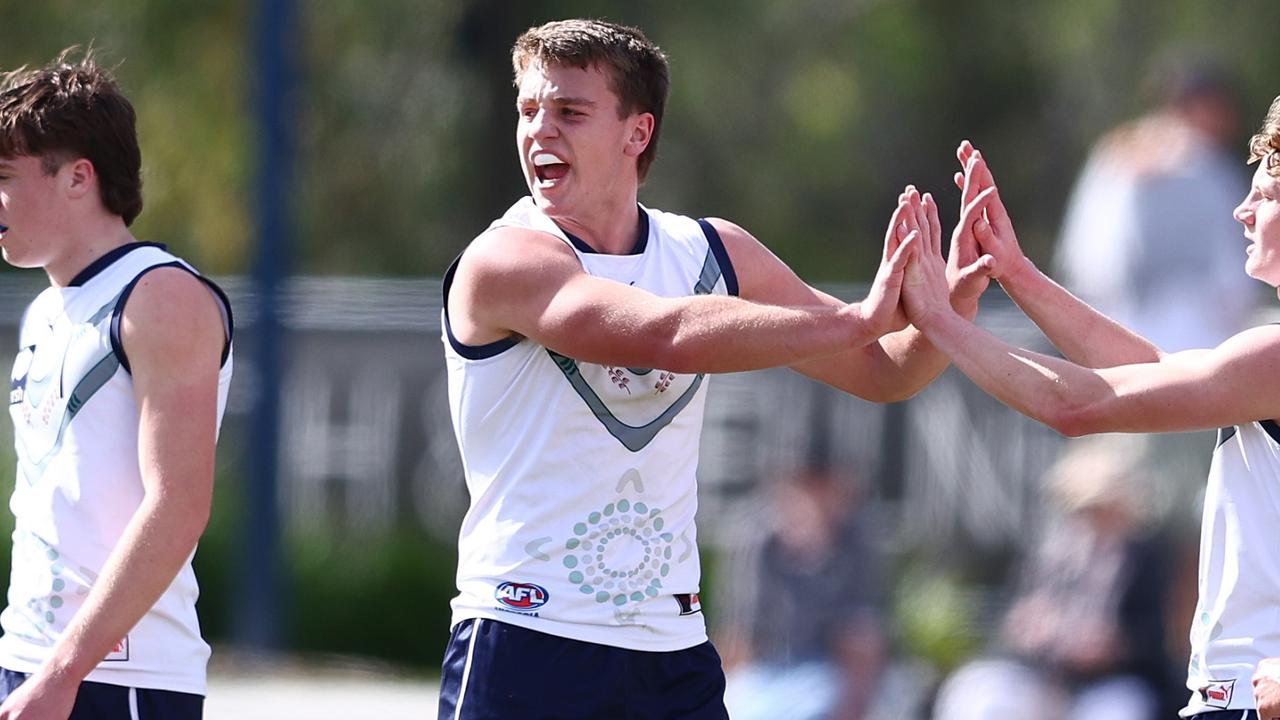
[495,582,549,612]
[547,351,704,452]
[1197,678,1234,709]
[9,345,33,406]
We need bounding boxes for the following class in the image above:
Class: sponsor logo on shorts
[495,582,549,612]
[1197,678,1234,708]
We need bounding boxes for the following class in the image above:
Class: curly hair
[0,47,143,225]
[1247,94,1280,178]
[512,19,669,182]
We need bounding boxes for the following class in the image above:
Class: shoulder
[702,217,779,265]
[701,217,802,301]
[702,217,754,246]
[455,225,581,287]
[119,267,225,364]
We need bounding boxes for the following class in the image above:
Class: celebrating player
[437,18,991,719]
[900,99,1280,719]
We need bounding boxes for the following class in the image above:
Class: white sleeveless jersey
[442,198,737,651]
[3,243,233,695]
[1182,420,1280,715]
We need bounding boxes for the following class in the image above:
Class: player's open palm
[942,178,996,308]
[954,141,1025,281]
[1254,657,1280,719]
[859,195,916,337]
[899,189,952,325]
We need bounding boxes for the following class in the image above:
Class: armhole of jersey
[1259,419,1280,445]
[696,219,739,297]
[109,262,235,375]
[442,253,518,360]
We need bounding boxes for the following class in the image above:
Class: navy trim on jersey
[697,219,739,296]
[1190,711,1257,719]
[67,242,166,287]
[1217,425,1238,447]
[1260,419,1280,445]
[441,255,518,360]
[560,206,650,255]
[109,263,235,374]
[547,349,706,452]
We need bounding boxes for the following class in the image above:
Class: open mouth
[532,152,569,184]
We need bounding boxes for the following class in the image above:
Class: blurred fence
[0,274,1126,547]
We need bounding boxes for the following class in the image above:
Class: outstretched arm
[954,142,1165,367]
[448,208,919,376]
[719,188,992,402]
[901,205,1280,435]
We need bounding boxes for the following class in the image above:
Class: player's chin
[530,189,570,214]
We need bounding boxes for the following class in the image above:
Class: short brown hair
[1247,94,1280,178]
[512,19,669,182]
[0,47,143,225]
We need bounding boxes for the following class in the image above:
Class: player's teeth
[534,153,562,167]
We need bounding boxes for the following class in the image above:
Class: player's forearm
[1000,258,1162,367]
[653,296,883,374]
[860,326,949,401]
[849,291,983,402]
[38,494,208,685]
[917,307,1112,436]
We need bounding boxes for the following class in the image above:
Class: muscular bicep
[450,228,683,368]
[1082,326,1280,433]
[119,267,223,510]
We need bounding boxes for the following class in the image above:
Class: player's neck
[552,194,643,255]
[45,215,138,288]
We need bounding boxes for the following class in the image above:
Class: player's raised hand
[953,141,1026,282]
[1254,657,1280,720]
[858,191,918,337]
[899,188,953,326]
[936,179,993,311]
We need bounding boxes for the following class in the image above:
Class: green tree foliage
[2,0,1278,279]
[0,0,250,275]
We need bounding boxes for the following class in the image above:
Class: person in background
[1055,59,1255,353]
[719,462,887,720]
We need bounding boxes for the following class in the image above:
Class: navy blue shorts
[0,667,202,719]
[1193,712,1258,719]
[438,618,729,720]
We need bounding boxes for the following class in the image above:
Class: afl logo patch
[495,582,549,610]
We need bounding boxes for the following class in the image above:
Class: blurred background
[2,1,1280,717]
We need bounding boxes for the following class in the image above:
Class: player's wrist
[911,299,959,335]
[998,255,1038,289]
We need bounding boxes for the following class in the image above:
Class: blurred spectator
[719,464,888,720]
[1055,58,1256,352]
[933,436,1176,720]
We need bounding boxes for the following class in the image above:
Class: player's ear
[624,113,655,159]
[64,158,96,201]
